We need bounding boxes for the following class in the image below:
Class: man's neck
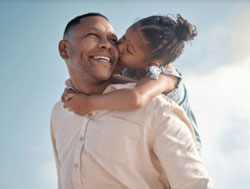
[70,75,112,95]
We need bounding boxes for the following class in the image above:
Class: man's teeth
[93,56,110,62]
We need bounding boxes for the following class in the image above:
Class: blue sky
[1,1,250,189]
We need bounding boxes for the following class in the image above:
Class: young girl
[62,14,202,153]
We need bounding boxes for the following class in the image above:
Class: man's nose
[98,38,111,49]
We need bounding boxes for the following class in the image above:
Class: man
[51,13,214,189]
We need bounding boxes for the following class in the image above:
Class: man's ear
[59,40,69,60]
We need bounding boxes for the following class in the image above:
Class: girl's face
[118,26,150,69]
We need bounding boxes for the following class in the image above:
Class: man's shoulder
[50,101,66,124]
[108,83,181,123]
[51,101,64,115]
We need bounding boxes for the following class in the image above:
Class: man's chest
[55,113,146,164]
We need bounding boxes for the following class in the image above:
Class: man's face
[64,16,119,82]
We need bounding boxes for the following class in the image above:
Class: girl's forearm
[88,89,144,111]
[135,74,177,100]
[88,72,178,111]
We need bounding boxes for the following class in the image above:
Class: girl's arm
[92,73,178,110]
[111,74,137,84]
[131,73,178,107]
[87,64,179,110]
[63,72,178,115]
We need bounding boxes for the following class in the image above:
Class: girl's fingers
[65,93,75,102]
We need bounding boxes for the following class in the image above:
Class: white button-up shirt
[50,83,214,189]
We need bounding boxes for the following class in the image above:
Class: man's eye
[87,33,98,38]
[110,39,118,45]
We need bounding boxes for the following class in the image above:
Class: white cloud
[180,9,250,74]
[184,58,250,188]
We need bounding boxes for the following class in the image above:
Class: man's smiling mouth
[93,56,111,63]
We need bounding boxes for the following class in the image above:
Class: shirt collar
[103,83,136,94]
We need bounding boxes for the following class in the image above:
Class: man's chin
[93,72,113,82]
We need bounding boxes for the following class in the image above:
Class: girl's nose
[117,41,124,54]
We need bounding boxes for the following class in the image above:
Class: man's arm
[151,105,214,189]
[50,115,62,189]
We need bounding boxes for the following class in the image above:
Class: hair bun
[176,14,197,42]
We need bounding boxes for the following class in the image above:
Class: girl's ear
[151,60,160,67]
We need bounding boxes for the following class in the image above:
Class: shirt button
[79,137,84,141]
[74,163,79,168]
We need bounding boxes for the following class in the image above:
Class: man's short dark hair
[63,12,109,38]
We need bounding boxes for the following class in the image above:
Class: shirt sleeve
[50,112,62,189]
[152,106,214,189]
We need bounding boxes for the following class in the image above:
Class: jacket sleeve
[152,106,215,189]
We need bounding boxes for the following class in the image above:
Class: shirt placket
[72,116,89,189]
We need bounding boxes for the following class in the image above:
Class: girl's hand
[61,88,75,103]
[63,93,92,116]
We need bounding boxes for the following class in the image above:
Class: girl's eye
[127,45,133,54]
